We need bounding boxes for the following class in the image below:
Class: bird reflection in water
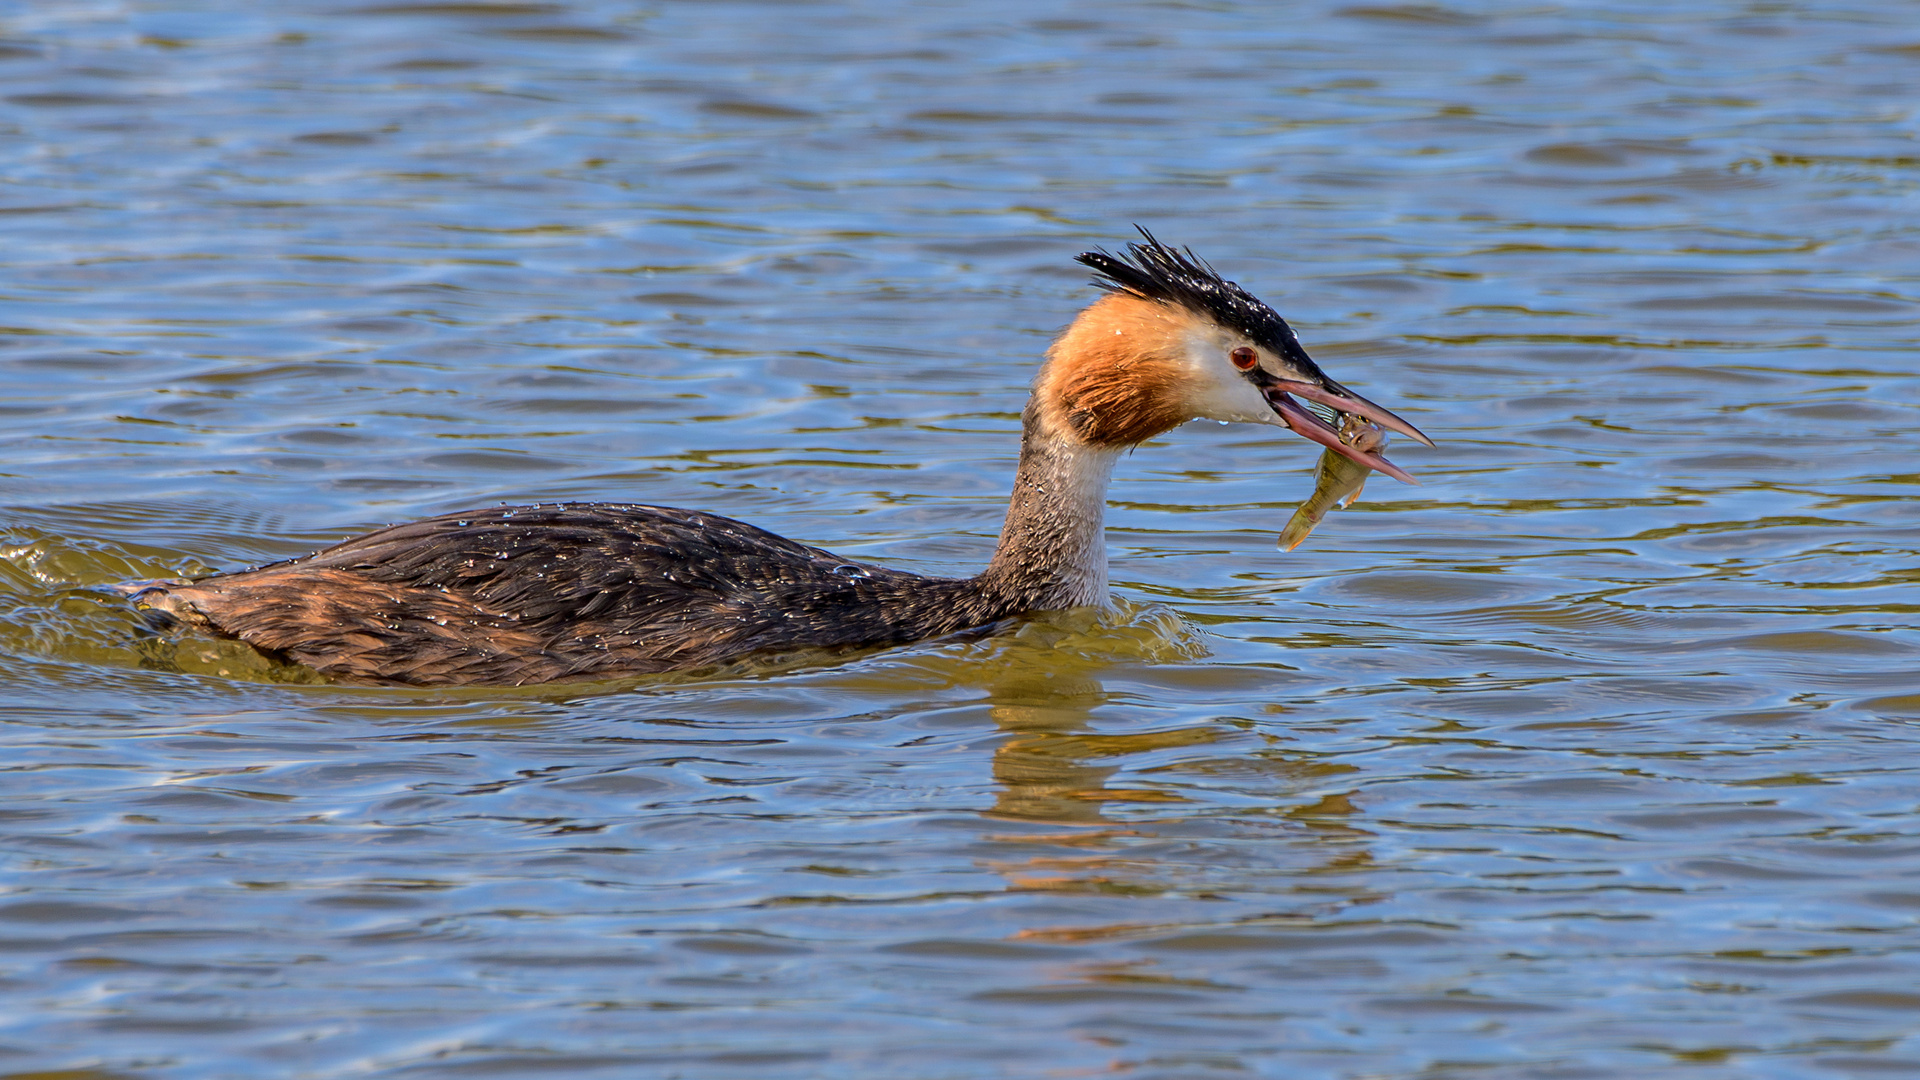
[983,672,1215,825]
[972,668,1378,908]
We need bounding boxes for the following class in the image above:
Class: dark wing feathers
[149,502,999,686]
[311,503,930,626]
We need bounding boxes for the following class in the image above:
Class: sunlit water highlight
[2,2,1918,1077]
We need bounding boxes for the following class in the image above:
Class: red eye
[1230,347,1258,370]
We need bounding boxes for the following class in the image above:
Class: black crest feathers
[1075,227,1308,363]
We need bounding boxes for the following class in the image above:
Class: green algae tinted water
[2,2,1918,1077]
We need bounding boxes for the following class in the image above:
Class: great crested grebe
[129,231,1431,686]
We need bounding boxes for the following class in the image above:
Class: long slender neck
[977,400,1122,610]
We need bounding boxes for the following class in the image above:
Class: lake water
[2,1,1918,1077]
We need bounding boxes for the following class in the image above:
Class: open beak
[1262,379,1431,485]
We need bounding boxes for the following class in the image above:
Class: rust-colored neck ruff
[1032,291,1194,448]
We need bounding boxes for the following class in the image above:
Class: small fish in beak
[1261,378,1426,485]
[1278,413,1388,552]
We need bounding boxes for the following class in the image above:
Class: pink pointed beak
[1262,379,1430,485]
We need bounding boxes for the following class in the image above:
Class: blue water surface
[2,2,1919,1077]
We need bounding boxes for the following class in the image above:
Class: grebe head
[1036,228,1432,482]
